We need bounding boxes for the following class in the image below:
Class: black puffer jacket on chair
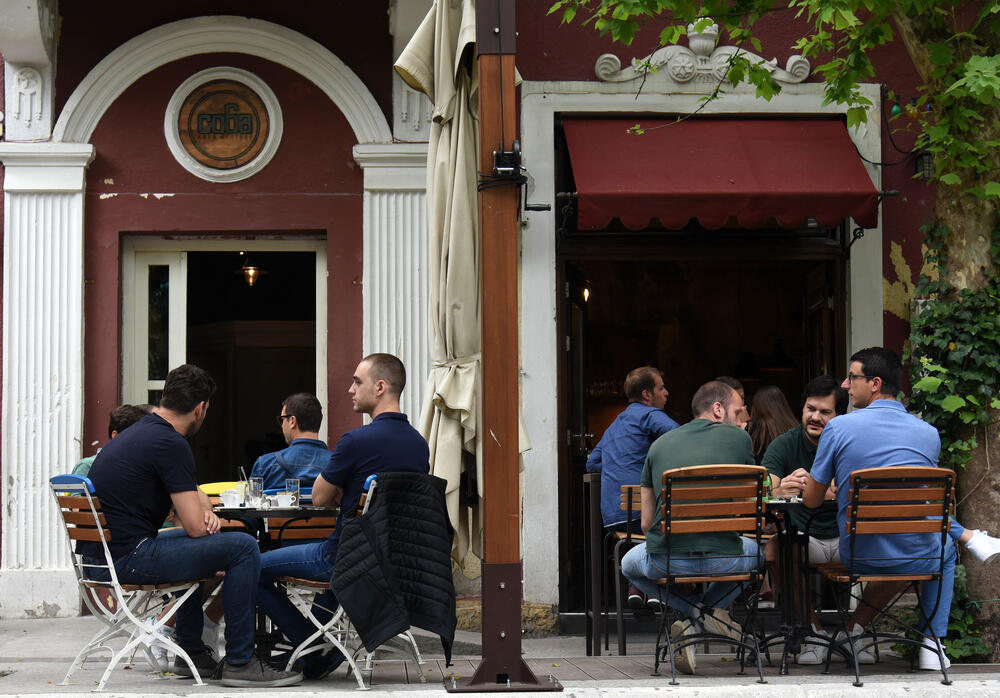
[331,471,457,663]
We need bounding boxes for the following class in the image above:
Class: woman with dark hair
[747,385,798,465]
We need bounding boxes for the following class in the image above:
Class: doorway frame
[518,79,883,611]
[121,236,329,441]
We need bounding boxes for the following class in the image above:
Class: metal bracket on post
[446,563,563,692]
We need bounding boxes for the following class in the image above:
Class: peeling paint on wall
[98,193,117,200]
[883,241,938,322]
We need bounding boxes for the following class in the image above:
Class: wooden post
[447,0,560,691]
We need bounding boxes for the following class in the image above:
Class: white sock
[849,622,865,637]
[963,530,999,561]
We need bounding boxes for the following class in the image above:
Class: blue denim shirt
[250,438,330,491]
[586,402,679,527]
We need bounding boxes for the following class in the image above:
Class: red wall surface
[55,2,392,125]
[81,52,365,454]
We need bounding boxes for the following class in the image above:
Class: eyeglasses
[846,373,873,382]
[276,414,293,425]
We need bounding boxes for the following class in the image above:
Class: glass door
[122,249,187,405]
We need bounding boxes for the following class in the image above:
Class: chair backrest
[844,466,955,562]
[49,474,118,588]
[660,465,767,537]
[617,485,643,540]
[269,516,338,545]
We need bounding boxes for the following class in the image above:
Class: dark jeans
[113,528,260,665]
[256,541,337,649]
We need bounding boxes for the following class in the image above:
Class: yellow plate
[200,480,241,496]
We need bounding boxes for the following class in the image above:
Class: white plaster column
[353,142,430,420]
[0,141,95,617]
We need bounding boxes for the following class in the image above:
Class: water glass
[248,477,264,506]
[285,478,301,506]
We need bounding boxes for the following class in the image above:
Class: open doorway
[121,238,327,484]
[557,252,845,616]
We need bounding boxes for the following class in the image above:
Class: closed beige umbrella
[395,0,482,561]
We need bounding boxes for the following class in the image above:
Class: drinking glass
[285,478,301,507]
[248,477,264,506]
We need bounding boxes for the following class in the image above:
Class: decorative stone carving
[13,67,43,127]
[595,20,810,89]
[393,72,432,142]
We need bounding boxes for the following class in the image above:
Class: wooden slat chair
[49,474,215,690]
[652,465,768,684]
[609,485,646,654]
[817,466,955,687]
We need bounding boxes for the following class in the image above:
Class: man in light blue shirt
[587,366,679,608]
[805,347,954,671]
[251,393,329,490]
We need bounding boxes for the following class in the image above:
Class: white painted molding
[595,21,809,90]
[0,0,57,64]
[362,187,430,422]
[0,142,96,191]
[353,142,429,190]
[393,72,433,142]
[163,67,284,183]
[1,140,92,617]
[53,15,392,145]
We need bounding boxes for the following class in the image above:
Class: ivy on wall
[907,221,1000,471]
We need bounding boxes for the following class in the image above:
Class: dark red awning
[563,119,879,231]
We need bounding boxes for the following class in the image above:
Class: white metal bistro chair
[280,476,425,688]
[49,474,214,690]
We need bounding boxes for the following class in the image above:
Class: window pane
[148,265,170,380]
[147,389,163,406]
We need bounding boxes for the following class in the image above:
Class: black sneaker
[303,647,346,680]
[626,585,645,610]
[172,646,219,678]
[220,656,303,687]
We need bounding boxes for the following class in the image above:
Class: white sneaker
[965,530,1000,564]
[699,608,743,642]
[918,640,951,670]
[833,628,875,665]
[670,620,697,675]
[796,630,830,665]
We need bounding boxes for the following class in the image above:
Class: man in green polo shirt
[621,380,761,674]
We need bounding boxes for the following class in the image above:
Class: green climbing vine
[904,220,1000,662]
[906,221,1000,472]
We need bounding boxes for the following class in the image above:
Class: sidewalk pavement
[2,615,999,696]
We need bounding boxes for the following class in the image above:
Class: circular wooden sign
[177,79,269,169]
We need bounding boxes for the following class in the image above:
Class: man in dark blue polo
[257,353,429,680]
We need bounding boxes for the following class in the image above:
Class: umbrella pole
[447,1,561,692]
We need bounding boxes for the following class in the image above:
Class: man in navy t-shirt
[86,364,301,688]
[257,353,429,679]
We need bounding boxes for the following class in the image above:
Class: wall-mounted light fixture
[914,150,935,182]
[583,281,591,302]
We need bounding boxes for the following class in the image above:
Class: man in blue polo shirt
[805,347,954,672]
[250,392,329,490]
[257,353,429,679]
[586,366,678,608]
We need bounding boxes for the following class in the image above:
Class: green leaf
[914,376,944,393]
[984,181,1000,199]
[928,43,954,66]
[940,173,962,186]
[845,106,869,128]
[941,395,968,412]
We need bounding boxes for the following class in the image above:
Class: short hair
[850,347,902,396]
[282,392,323,432]
[107,404,151,438]
[715,375,744,393]
[159,364,217,413]
[624,366,662,402]
[363,353,406,396]
[803,375,849,416]
[691,380,736,418]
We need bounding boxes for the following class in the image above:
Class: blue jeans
[621,538,764,619]
[256,541,337,649]
[847,538,956,637]
[113,528,260,665]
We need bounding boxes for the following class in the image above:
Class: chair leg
[613,542,628,656]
